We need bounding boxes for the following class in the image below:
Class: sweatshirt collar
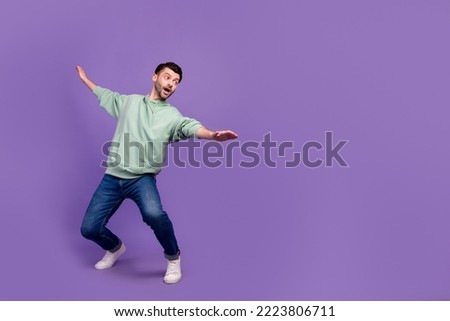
[144,95,169,106]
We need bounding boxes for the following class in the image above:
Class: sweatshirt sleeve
[171,116,203,141]
[93,86,126,119]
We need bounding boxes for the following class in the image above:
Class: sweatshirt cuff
[93,85,104,97]
[192,124,204,139]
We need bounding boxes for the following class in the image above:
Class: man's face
[152,67,180,100]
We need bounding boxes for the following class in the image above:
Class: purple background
[1,0,449,300]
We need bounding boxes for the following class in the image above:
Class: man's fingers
[76,65,85,75]
[211,130,238,141]
[223,130,238,138]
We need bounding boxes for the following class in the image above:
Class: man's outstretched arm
[76,65,96,91]
[196,127,238,141]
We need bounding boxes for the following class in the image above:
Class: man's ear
[152,73,158,82]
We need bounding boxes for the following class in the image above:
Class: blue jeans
[81,174,180,260]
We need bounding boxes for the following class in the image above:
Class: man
[76,62,238,284]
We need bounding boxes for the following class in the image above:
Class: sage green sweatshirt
[94,86,202,179]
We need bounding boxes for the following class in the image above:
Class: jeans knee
[142,210,169,228]
[80,224,98,240]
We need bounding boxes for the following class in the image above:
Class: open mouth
[163,87,171,95]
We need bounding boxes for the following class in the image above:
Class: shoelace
[166,261,180,275]
[100,252,115,263]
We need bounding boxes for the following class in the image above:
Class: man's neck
[148,94,164,101]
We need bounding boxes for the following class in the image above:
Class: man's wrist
[197,127,214,140]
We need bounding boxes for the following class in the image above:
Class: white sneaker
[163,257,182,284]
[94,243,126,270]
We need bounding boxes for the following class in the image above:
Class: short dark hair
[154,62,183,82]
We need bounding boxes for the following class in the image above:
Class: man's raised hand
[76,65,96,91]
